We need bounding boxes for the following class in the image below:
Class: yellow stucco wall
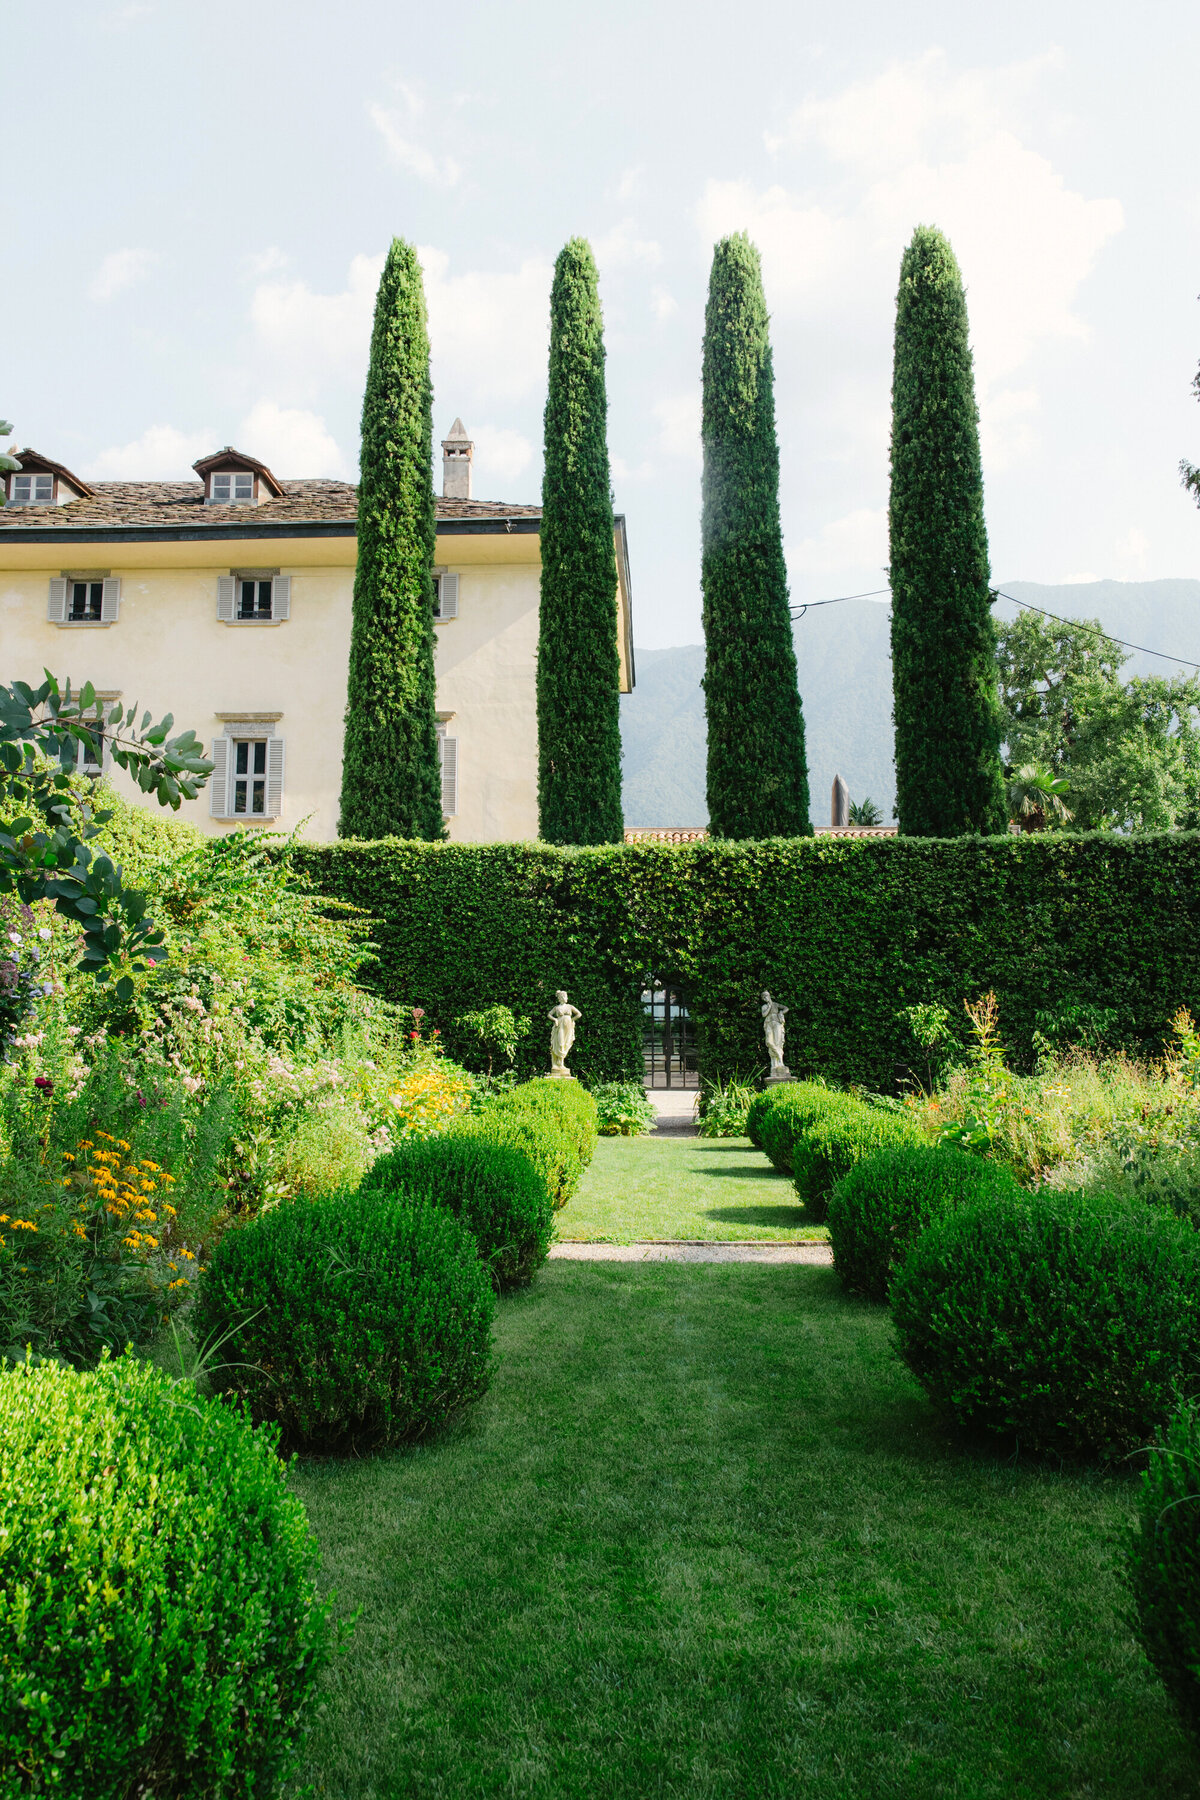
[0,524,632,843]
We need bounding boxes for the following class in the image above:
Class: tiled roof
[0,480,542,532]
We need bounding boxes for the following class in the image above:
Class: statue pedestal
[765,1067,793,1086]
[545,1067,575,1081]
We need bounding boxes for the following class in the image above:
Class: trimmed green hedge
[360,1131,554,1288]
[755,1082,844,1172]
[295,835,1200,1090]
[891,1187,1200,1458]
[790,1097,925,1222]
[827,1145,1021,1301]
[1130,1398,1200,1742]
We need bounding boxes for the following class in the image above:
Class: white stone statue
[761,990,791,1081]
[548,990,582,1078]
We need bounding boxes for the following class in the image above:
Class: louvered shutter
[266,737,285,817]
[217,577,236,621]
[272,576,291,620]
[100,578,121,623]
[47,578,68,623]
[439,735,458,816]
[209,738,230,817]
[437,573,459,619]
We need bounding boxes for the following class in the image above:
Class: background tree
[701,234,810,839]
[997,609,1200,830]
[848,797,883,827]
[1182,331,1200,508]
[889,226,1006,837]
[339,240,444,841]
[536,239,624,845]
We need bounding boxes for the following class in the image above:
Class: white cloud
[89,248,160,302]
[250,247,552,407]
[238,402,348,478]
[368,100,460,187]
[651,286,679,321]
[1059,571,1101,584]
[250,252,385,394]
[698,51,1123,477]
[1113,527,1150,578]
[420,247,552,404]
[593,222,663,271]
[786,509,889,580]
[87,424,212,479]
[88,408,348,481]
[468,424,533,488]
[653,394,701,466]
[244,246,289,279]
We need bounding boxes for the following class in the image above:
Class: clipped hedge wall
[296,834,1200,1091]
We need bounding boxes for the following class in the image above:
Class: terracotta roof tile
[0,479,541,532]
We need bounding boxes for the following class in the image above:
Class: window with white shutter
[47,578,68,623]
[219,572,290,622]
[433,571,459,620]
[211,721,285,821]
[209,738,231,817]
[48,577,120,624]
[100,578,121,623]
[438,728,458,817]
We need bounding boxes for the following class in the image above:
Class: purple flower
[33,1076,54,1095]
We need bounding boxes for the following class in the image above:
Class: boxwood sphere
[361,1126,554,1287]
[194,1187,495,1451]
[0,1355,333,1798]
[828,1144,1021,1302]
[891,1187,1200,1459]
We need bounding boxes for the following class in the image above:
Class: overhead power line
[788,584,1200,674]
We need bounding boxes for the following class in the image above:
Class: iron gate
[641,980,698,1089]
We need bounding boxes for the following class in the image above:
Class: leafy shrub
[194,1187,494,1450]
[515,1077,599,1168]
[591,1079,657,1137]
[755,1082,845,1172]
[0,1354,334,1797]
[1069,1142,1200,1230]
[1129,1397,1200,1742]
[474,1079,597,1208]
[827,1144,1021,1302]
[891,1187,1200,1458]
[454,1003,529,1075]
[0,1131,199,1366]
[361,1128,554,1287]
[789,1094,926,1221]
[697,1075,756,1138]
[745,1086,785,1150]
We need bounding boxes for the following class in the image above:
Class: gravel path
[549,1240,833,1264]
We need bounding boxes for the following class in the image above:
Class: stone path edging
[549,1240,833,1265]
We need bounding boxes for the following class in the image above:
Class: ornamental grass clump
[891,1187,1200,1459]
[1129,1397,1200,1743]
[194,1186,494,1451]
[0,1355,334,1798]
[361,1129,554,1288]
[827,1144,1021,1302]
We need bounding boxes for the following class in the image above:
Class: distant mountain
[620,579,1200,829]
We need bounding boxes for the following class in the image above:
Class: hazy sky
[6,2,1199,647]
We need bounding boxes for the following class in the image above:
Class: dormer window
[9,473,53,506]
[193,447,284,509]
[210,472,255,505]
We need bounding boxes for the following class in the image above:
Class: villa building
[0,421,635,842]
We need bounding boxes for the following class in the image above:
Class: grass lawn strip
[558,1132,826,1243]
[294,1264,1192,1799]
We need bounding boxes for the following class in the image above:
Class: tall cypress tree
[339,239,445,841]
[701,234,810,839]
[537,239,624,846]
[889,225,1006,837]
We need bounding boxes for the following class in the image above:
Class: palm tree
[848,797,883,827]
[1007,761,1073,833]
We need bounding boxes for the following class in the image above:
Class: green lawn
[293,1264,1194,1799]
[556,1132,826,1242]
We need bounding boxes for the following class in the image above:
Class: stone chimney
[441,418,473,500]
[831,772,849,828]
